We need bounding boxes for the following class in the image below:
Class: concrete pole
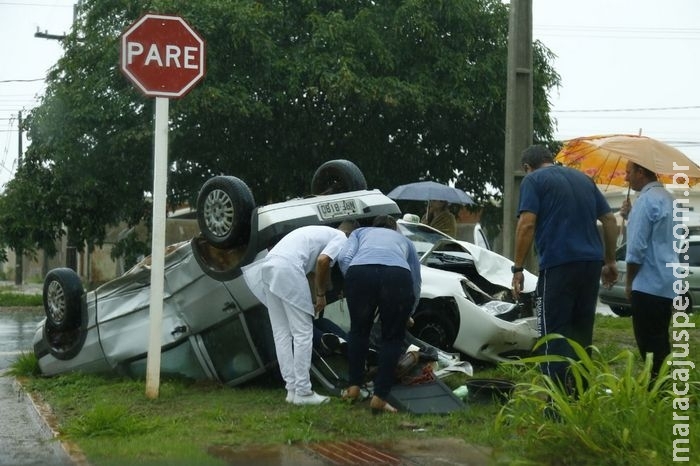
[15,112,23,285]
[502,0,534,270]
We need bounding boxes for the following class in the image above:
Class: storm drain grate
[306,440,403,465]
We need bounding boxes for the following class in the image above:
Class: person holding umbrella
[623,161,677,379]
[511,144,619,394]
[421,199,457,237]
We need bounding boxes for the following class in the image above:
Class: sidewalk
[0,373,75,466]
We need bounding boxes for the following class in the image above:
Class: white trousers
[263,289,314,396]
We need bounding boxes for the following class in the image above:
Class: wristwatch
[511,265,524,273]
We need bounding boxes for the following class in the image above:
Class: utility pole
[501,0,534,272]
[34,3,79,273]
[15,112,23,285]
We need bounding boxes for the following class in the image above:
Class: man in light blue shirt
[624,161,677,378]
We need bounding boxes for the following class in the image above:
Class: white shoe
[293,391,330,405]
[285,390,295,403]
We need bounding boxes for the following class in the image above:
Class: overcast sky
[0,0,698,190]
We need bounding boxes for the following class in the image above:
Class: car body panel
[397,220,537,292]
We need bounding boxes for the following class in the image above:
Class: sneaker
[293,391,330,405]
[285,390,295,403]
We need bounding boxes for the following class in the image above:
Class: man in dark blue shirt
[511,144,618,393]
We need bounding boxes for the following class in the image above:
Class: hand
[314,295,326,315]
[601,263,618,289]
[406,316,414,328]
[619,198,631,220]
[511,271,524,301]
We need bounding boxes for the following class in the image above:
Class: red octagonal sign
[120,14,206,98]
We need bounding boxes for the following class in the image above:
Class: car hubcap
[47,280,66,324]
[203,188,235,237]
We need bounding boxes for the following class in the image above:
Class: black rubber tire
[43,268,83,331]
[410,310,455,351]
[197,176,255,249]
[610,306,632,317]
[311,160,367,195]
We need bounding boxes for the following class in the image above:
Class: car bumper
[451,295,539,362]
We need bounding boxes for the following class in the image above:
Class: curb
[12,378,89,466]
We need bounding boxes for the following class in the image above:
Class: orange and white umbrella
[554,134,700,191]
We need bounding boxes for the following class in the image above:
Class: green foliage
[6,352,41,377]
[5,0,559,261]
[0,291,43,307]
[64,403,159,438]
[494,335,700,466]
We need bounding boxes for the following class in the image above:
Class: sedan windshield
[396,221,451,256]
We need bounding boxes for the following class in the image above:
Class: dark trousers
[344,264,414,399]
[536,261,601,390]
[630,291,672,378]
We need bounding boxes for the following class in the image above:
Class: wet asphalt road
[0,308,74,466]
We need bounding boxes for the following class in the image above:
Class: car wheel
[197,176,255,249]
[410,311,455,351]
[43,268,83,331]
[610,306,632,317]
[311,160,367,195]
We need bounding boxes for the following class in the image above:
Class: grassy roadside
[8,307,700,465]
[0,286,43,307]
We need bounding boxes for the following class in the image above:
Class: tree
[10,0,559,261]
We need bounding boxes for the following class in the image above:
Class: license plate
[317,199,359,219]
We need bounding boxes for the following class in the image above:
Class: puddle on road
[208,438,491,465]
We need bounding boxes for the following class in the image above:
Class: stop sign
[120,14,205,98]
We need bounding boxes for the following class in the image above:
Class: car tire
[410,311,455,351]
[43,268,83,331]
[311,160,367,195]
[197,176,255,249]
[610,306,632,317]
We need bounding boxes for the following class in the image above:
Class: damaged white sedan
[397,220,539,361]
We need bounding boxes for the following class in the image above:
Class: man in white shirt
[242,221,358,405]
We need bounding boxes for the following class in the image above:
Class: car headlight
[480,300,518,317]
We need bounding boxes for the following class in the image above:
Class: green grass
[0,289,42,306]
[494,336,700,466]
[12,313,700,466]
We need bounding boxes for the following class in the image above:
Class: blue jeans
[344,264,414,399]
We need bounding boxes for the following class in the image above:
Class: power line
[534,25,700,41]
[0,1,73,7]
[0,78,45,83]
[553,105,700,113]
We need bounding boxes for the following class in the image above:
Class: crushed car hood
[422,239,537,292]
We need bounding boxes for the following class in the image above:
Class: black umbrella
[387,181,475,205]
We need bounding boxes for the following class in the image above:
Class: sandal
[341,385,361,402]
[370,396,398,415]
